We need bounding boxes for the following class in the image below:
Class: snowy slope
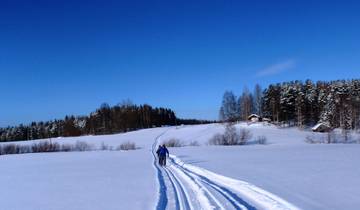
[154,130,300,210]
[166,123,360,210]
[1,127,169,148]
[0,127,168,210]
[1,123,359,210]
[0,151,156,210]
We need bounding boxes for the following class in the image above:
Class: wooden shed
[312,123,332,132]
[248,114,261,122]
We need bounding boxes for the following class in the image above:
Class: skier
[159,144,169,166]
[156,145,163,165]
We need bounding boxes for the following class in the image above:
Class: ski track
[152,129,300,210]
[152,131,169,210]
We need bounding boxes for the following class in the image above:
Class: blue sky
[1,0,360,126]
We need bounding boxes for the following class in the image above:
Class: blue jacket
[159,146,169,157]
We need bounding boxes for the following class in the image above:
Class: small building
[248,114,261,122]
[312,123,332,132]
[262,117,271,123]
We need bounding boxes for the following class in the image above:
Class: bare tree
[253,84,263,116]
[240,86,254,120]
[220,91,238,122]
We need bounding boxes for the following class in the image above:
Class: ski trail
[153,129,196,210]
[163,169,181,210]
[153,128,300,210]
[168,162,225,210]
[170,155,301,210]
[152,131,170,210]
[152,129,247,210]
[165,168,192,210]
[169,157,253,210]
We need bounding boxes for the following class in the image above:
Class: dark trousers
[162,156,167,166]
[158,156,163,165]
[159,155,166,166]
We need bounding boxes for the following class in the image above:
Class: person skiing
[159,144,169,166]
[156,145,163,165]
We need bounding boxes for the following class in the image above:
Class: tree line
[219,84,263,122]
[0,102,211,142]
[220,79,360,130]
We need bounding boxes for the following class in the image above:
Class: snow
[168,123,360,210]
[0,151,156,210]
[0,127,168,210]
[1,127,169,148]
[168,161,215,210]
[311,122,330,131]
[312,123,323,130]
[171,144,360,209]
[1,123,360,209]
[171,155,300,210]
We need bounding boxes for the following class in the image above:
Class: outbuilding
[312,123,332,132]
[248,114,261,122]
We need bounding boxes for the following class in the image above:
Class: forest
[220,79,360,130]
[3,79,360,142]
[0,102,210,142]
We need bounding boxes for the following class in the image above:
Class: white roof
[248,114,260,118]
[312,123,330,130]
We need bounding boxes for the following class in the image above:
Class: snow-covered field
[167,124,360,209]
[0,127,168,210]
[0,151,156,210]
[1,123,360,210]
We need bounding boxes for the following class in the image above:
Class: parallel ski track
[152,131,169,210]
[152,129,256,210]
[153,129,192,210]
[169,157,256,210]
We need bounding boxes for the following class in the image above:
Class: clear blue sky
[1,0,360,126]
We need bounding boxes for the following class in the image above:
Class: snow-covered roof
[248,114,260,119]
[312,123,330,131]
